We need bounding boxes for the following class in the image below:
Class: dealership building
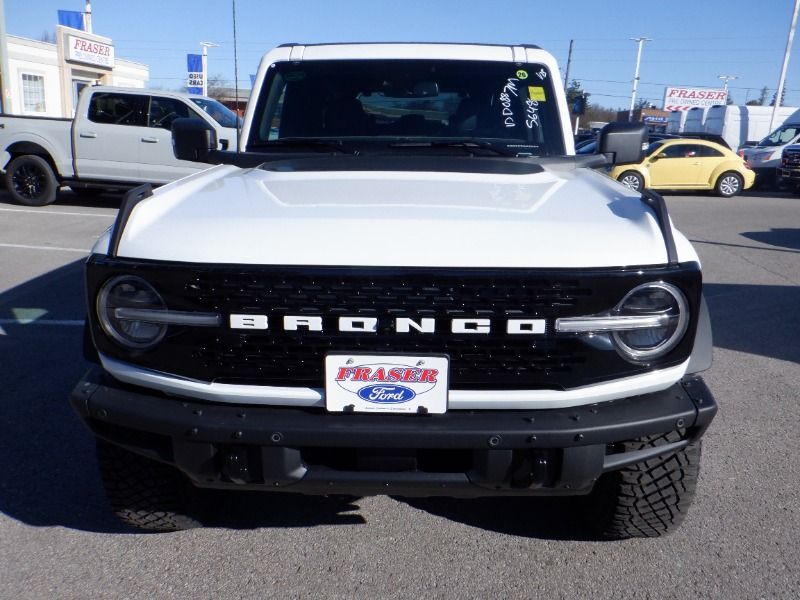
[4,24,148,118]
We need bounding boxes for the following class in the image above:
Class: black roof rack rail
[640,189,678,265]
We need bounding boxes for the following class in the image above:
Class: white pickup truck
[0,86,239,206]
[72,43,717,539]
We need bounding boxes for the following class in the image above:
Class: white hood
[110,163,694,268]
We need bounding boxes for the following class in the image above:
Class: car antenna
[232,0,241,154]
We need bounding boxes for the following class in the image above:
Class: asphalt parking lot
[1,187,798,599]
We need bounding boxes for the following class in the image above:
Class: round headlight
[97,276,167,349]
[612,282,688,361]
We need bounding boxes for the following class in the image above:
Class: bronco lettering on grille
[229,314,546,335]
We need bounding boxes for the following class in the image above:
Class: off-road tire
[96,440,205,531]
[715,171,743,197]
[618,170,644,192]
[5,154,58,206]
[583,430,701,540]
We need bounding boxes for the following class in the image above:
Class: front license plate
[324,353,449,414]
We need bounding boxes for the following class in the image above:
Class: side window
[660,144,695,159]
[88,93,148,126]
[149,97,191,130]
[697,145,724,158]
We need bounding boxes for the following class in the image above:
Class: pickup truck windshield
[189,97,241,129]
[249,59,564,156]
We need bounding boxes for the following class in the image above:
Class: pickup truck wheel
[618,170,644,192]
[5,155,58,206]
[715,172,743,197]
[96,440,205,531]
[582,430,701,540]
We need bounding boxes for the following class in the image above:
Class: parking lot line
[0,243,89,253]
[0,207,115,218]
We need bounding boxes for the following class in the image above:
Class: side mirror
[172,118,217,162]
[598,122,648,165]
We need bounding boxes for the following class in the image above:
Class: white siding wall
[112,60,148,89]
[5,34,149,118]
[7,37,62,117]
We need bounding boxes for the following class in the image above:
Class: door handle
[140,137,159,143]
[79,132,97,138]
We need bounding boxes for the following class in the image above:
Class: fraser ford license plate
[324,353,449,414]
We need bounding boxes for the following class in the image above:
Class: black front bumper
[70,369,717,497]
[780,167,800,183]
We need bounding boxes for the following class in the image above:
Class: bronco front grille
[86,259,702,390]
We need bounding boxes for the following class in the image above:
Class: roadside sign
[663,87,727,111]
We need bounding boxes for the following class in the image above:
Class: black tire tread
[587,430,701,540]
[96,440,203,532]
[5,154,58,206]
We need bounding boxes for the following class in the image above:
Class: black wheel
[582,430,702,539]
[715,171,743,197]
[96,440,206,531]
[618,170,644,192]
[4,155,58,206]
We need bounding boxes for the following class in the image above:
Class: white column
[84,0,93,34]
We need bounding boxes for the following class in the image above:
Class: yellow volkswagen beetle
[609,138,755,197]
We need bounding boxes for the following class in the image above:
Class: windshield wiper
[250,138,349,153]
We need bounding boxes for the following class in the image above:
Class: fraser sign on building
[67,34,115,69]
[663,87,727,111]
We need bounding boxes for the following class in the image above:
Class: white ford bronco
[71,43,716,538]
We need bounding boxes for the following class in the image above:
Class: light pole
[628,37,651,122]
[200,41,218,97]
[771,0,800,130]
[718,74,738,97]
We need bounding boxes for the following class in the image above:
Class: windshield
[645,140,666,156]
[758,125,800,147]
[190,97,241,129]
[249,59,565,156]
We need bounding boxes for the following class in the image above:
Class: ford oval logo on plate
[357,384,416,404]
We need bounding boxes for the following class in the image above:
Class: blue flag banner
[250,74,256,88]
[57,10,84,31]
[187,54,203,95]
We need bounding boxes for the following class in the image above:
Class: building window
[22,74,46,113]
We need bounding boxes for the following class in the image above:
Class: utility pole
[628,37,651,122]
[200,41,218,97]
[563,39,573,92]
[0,0,11,113]
[771,0,800,130]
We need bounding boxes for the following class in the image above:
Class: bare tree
[758,86,769,106]
[206,74,229,101]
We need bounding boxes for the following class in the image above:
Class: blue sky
[6,0,800,108]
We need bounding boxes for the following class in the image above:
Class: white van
[704,105,797,152]
[666,110,686,134]
[742,108,800,185]
[683,107,707,133]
